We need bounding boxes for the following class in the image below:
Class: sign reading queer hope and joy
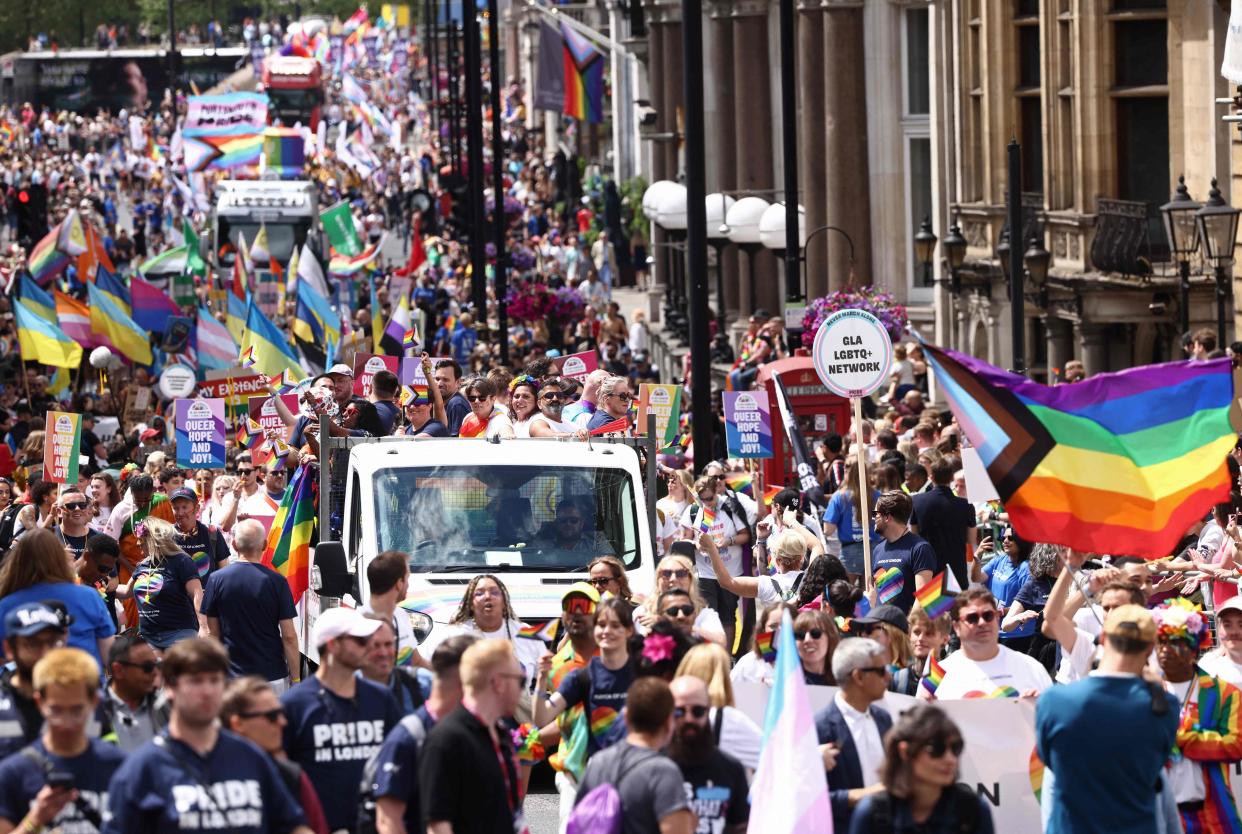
[811,308,894,398]
[43,411,82,484]
[175,399,227,469]
[723,390,773,458]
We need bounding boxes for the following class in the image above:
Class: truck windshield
[372,465,641,572]
[268,87,321,115]
[217,220,303,265]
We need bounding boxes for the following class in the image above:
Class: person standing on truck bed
[265,369,387,450]
[434,359,471,436]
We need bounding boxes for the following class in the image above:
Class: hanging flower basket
[506,280,586,331]
[800,286,909,349]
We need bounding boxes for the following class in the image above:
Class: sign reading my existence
[811,308,894,398]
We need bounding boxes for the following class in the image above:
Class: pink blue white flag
[748,608,833,833]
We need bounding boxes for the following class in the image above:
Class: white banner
[185,92,270,130]
[735,682,1041,833]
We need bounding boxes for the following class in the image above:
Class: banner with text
[636,383,681,447]
[43,411,82,485]
[723,390,774,458]
[199,369,267,421]
[175,399,227,468]
[554,350,598,382]
[353,353,401,397]
[185,92,269,129]
[248,394,299,466]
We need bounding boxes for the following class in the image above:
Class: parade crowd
[0,6,1240,834]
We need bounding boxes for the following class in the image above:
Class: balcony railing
[1090,198,1160,278]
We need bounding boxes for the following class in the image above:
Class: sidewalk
[608,284,733,388]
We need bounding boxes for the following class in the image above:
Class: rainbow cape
[262,463,316,604]
[913,571,956,619]
[1174,671,1242,832]
[922,342,1240,558]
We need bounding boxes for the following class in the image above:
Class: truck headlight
[407,610,434,643]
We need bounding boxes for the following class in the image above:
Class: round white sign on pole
[811,309,894,398]
[159,365,198,400]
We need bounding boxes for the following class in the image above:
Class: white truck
[212,179,320,294]
[303,425,659,664]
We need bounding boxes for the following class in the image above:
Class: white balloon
[89,346,114,369]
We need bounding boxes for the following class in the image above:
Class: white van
[304,434,657,663]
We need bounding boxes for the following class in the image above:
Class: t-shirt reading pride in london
[281,676,403,832]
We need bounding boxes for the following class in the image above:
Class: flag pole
[854,396,873,592]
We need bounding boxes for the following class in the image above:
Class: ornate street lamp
[1196,178,1241,345]
[1161,176,1202,335]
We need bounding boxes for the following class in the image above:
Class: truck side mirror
[314,541,351,598]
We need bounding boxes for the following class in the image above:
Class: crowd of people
[0,2,1240,833]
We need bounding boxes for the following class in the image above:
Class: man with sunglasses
[529,380,586,438]
[281,607,402,834]
[101,635,167,753]
[51,488,93,565]
[870,491,937,614]
[667,676,749,834]
[927,587,1051,701]
[814,638,893,832]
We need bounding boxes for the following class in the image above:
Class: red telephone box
[756,357,852,490]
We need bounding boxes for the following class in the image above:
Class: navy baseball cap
[5,603,67,638]
[169,487,199,503]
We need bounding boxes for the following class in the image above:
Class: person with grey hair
[813,637,893,832]
[201,518,301,692]
[1001,543,1064,674]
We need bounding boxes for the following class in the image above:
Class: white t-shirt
[934,645,1053,699]
[527,414,577,436]
[680,503,744,578]
[756,571,804,605]
[1167,679,1206,803]
[730,652,774,686]
[1054,626,1098,684]
[362,603,421,668]
[712,705,762,770]
[1199,650,1242,688]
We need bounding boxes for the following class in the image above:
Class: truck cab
[305,434,658,663]
[213,179,319,307]
[261,55,324,131]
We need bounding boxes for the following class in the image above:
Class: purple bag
[565,749,658,834]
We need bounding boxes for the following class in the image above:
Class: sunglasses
[240,707,285,723]
[673,705,710,720]
[587,576,616,589]
[62,502,88,511]
[610,392,633,401]
[658,568,690,581]
[960,610,997,626]
[466,395,490,402]
[794,628,825,641]
[540,393,564,401]
[117,660,160,673]
[925,738,965,758]
[663,604,695,617]
[237,468,255,475]
[858,666,891,677]
[564,597,596,616]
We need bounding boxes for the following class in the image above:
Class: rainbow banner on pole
[182,126,265,173]
[923,341,1239,559]
[262,463,316,605]
[263,127,305,177]
[561,22,604,124]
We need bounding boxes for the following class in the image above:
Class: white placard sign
[811,309,894,398]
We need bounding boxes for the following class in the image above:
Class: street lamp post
[1196,178,1241,344]
[1023,234,1051,307]
[462,3,487,318]
[725,197,769,315]
[486,0,508,364]
[1161,176,1203,336]
[914,217,937,288]
[1006,140,1026,376]
[707,193,736,362]
[942,222,967,296]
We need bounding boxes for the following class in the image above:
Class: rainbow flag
[237,418,267,452]
[27,226,69,284]
[182,126,264,173]
[240,345,256,368]
[724,472,754,496]
[922,341,1240,559]
[399,384,429,406]
[561,23,604,123]
[403,328,418,351]
[755,630,777,664]
[510,723,547,765]
[517,621,560,642]
[699,505,717,533]
[262,463,316,604]
[263,127,305,177]
[762,486,783,506]
[913,571,956,619]
[920,654,945,696]
[329,239,383,275]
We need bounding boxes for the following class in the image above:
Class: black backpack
[0,502,25,557]
[867,784,981,833]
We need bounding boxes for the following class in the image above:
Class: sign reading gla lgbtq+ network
[811,308,894,399]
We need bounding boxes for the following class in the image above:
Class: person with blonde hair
[0,647,125,834]
[699,527,817,605]
[116,517,207,650]
[674,644,763,771]
[0,528,114,666]
[422,639,528,834]
[586,554,634,604]
[636,554,726,646]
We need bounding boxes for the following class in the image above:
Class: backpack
[566,748,660,834]
[0,501,24,555]
[766,572,805,602]
[867,783,980,833]
[357,712,430,834]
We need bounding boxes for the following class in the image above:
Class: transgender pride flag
[749,609,833,833]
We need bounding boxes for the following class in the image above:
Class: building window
[1111,11,1168,255]
[1114,21,1168,87]
[909,137,934,286]
[1015,3,1043,195]
[905,8,930,115]
[903,5,932,292]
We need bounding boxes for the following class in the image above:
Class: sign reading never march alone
[811,308,894,398]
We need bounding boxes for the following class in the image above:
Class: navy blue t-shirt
[443,393,471,436]
[367,705,435,833]
[174,523,231,583]
[406,419,449,438]
[200,561,297,681]
[131,553,200,635]
[1015,575,1055,614]
[870,532,938,613]
[373,401,399,435]
[281,676,403,832]
[557,656,634,753]
[0,737,125,830]
[103,730,305,834]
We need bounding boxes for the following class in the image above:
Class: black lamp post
[914,217,937,288]
[942,222,967,296]
[1196,178,1241,344]
[1161,175,1202,336]
[1023,234,1051,307]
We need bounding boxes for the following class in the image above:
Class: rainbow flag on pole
[561,23,604,123]
[26,226,70,284]
[921,654,946,696]
[922,341,1240,559]
[263,127,305,177]
[912,571,957,619]
[262,463,316,604]
[329,239,383,275]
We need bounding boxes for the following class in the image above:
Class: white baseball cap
[312,607,382,649]
[1216,597,1242,618]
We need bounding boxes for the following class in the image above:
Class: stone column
[645,3,668,323]
[660,6,684,180]
[823,0,872,289]
[733,0,778,316]
[1045,316,1074,381]
[708,0,741,325]
[1077,322,1109,377]
[799,0,828,300]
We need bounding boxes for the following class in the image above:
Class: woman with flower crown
[1153,596,1242,834]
